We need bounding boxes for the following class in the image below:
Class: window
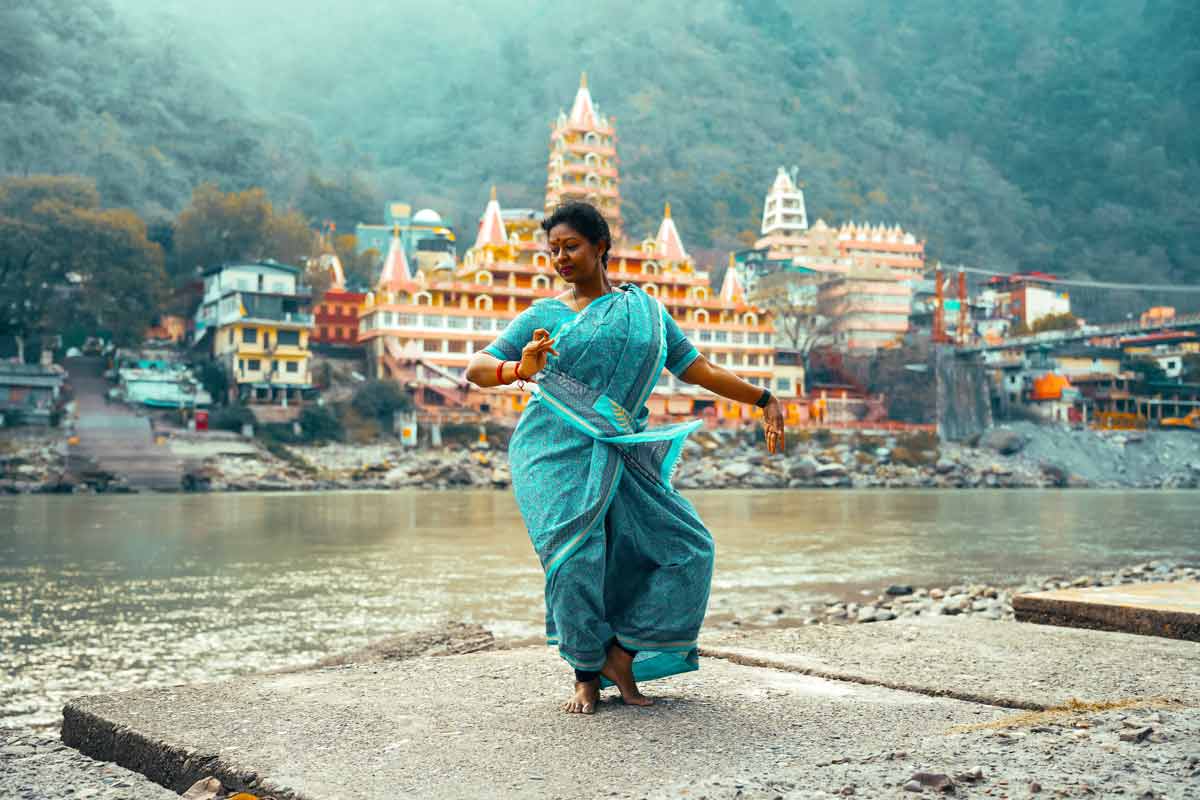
[238,359,244,371]
[776,378,792,392]
[714,331,729,343]
[423,339,442,352]
[286,361,299,373]
[247,359,261,371]
[748,354,760,366]
[277,330,300,346]
[228,330,234,345]
[336,327,344,339]
[748,332,762,345]
[242,328,257,344]
[472,317,493,331]
[699,330,712,343]
[446,316,467,330]
[447,340,466,353]
[395,314,416,327]
[731,331,745,344]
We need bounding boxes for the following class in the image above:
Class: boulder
[723,461,755,480]
[980,429,1027,456]
[788,456,821,480]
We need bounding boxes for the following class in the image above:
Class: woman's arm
[465,329,557,388]
[679,356,766,404]
[465,351,513,388]
[679,355,785,453]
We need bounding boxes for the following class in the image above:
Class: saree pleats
[509,285,714,684]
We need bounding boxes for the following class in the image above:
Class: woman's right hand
[519,328,557,379]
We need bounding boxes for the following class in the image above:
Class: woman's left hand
[762,397,785,454]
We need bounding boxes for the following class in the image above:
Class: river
[2,489,1198,733]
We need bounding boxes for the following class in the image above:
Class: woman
[465,201,784,714]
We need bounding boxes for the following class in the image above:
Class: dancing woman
[465,201,785,714]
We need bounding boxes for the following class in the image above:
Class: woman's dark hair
[541,201,611,268]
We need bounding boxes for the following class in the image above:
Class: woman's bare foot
[563,678,600,714]
[600,642,654,706]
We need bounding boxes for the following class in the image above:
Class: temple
[545,73,623,240]
[355,76,805,425]
[746,167,927,351]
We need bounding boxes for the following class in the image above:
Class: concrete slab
[701,615,1200,709]
[62,647,1002,800]
[1014,581,1200,642]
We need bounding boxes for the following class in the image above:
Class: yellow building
[194,261,315,404]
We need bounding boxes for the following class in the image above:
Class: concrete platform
[1013,580,1200,641]
[701,615,1200,709]
[62,648,1002,800]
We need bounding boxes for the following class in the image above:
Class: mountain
[5,0,1197,288]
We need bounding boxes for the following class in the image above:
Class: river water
[2,489,1198,733]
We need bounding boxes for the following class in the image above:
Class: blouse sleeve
[481,303,547,361]
[661,304,701,378]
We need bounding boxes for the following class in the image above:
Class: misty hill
[4,0,1197,287]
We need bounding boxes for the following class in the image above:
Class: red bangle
[513,361,529,382]
[496,361,507,384]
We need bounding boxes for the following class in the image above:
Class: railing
[960,311,1200,354]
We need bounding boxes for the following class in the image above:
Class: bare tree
[761,296,833,372]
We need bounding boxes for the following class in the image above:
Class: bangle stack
[495,361,531,388]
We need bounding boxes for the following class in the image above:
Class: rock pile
[0,433,70,494]
[739,560,1199,630]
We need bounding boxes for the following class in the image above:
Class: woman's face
[547,222,606,285]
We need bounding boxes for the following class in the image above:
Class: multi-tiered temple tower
[545,73,623,240]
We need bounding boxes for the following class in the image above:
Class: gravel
[0,734,179,800]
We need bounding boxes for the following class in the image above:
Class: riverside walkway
[65,357,182,491]
[28,614,1200,799]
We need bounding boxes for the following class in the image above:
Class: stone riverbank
[3,561,1195,799]
[5,420,1200,493]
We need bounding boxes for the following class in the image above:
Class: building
[756,167,808,259]
[0,362,66,425]
[194,261,315,405]
[545,73,623,240]
[354,203,456,271]
[1120,331,1200,380]
[981,272,1071,328]
[311,252,366,349]
[753,167,925,279]
[818,270,912,351]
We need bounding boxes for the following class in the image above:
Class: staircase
[65,357,184,491]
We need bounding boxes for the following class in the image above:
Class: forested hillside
[4,0,1197,286]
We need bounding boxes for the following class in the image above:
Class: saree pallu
[509,285,714,685]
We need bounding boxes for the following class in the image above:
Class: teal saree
[490,285,714,684]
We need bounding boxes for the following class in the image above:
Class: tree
[172,184,273,277]
[351,380,412,429]
[333,234,381,288]
[296,171,379,234]
[172,184,316,278]
[757,290,833,373]
[1030,312,1079,334]
[0,175,168,354]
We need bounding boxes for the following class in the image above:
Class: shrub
[896,429,939,451]
[299,405,342,442]
[890,445,938,467]
[853,433,886,453]
[351,380,412,428]
[210,405,255,433]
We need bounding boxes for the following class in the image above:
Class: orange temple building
[356,76,806,425]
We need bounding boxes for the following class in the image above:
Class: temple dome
[413,208,442,224]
